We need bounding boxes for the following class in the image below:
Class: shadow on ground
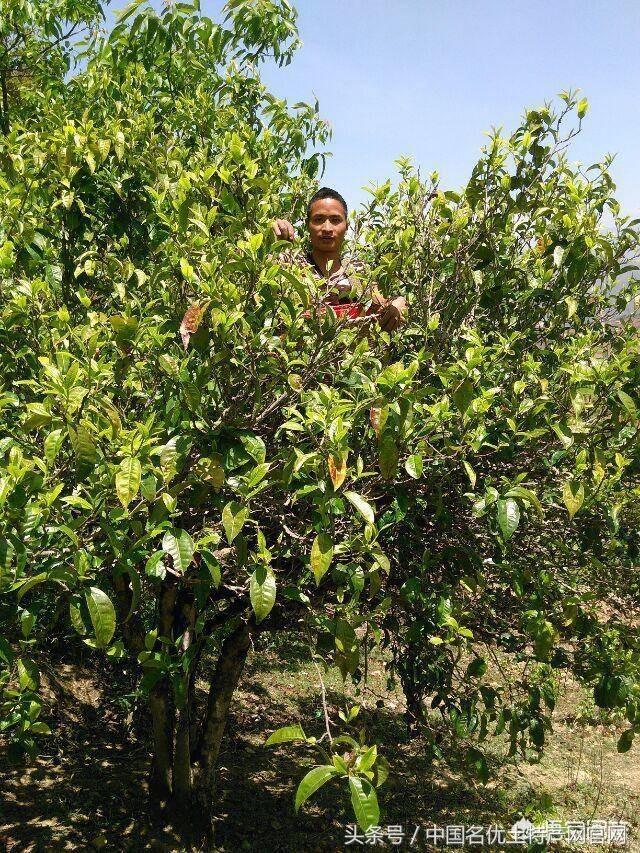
[1,634,636,851]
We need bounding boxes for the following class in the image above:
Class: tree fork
[113,571,145,655]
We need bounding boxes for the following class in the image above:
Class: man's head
[306,187,348,256]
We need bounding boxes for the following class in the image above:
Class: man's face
[307,198,347,254]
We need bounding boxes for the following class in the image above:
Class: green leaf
[85,587,116,648]
[577,97,589,118]
[463,460,476,489]
[504,485,543,518]
[453,378,474,414]
[200,549,222,587]
[239,433,266,463]
[222,501,248,544]
[617,390,637,417]
[356,745,377,772]
[17,658,39,691]
[69,600,87,637]
[162,529,194,574]
[44,429,65,466]
[145,551,166,580]
[295,765,338,812]
[378,433,398,480]
[534,620,557,661]
[562,481,584,519]
[0,637,13,665]
[140,474,157,501]
[344,491,375,525]
[246,462,271,489]
[16,572,47,602]
[115,457,141,508]
[117,565,140,622]
[497,498,520,540]
[265,724,307,746]
[348,776,380,832]
[466,657,488,679]
[70,424,97,467]
[24,403,52,431]
[617,729,634,753]
[250,566,276,623]
[404,454,423,479]
[21,610,36,638]
[310,533,334,585]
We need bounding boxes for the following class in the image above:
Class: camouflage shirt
[276,247,385,309]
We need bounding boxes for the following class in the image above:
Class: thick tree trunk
[149,582,178,800]
[172,593,196,804]
[195,621,252,787]
[113,571,145,655]
[149,680,174,797]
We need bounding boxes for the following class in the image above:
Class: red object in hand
[302,301,363,319]
[326,301,363,318]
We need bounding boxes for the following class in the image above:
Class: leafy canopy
[1,0,640,829]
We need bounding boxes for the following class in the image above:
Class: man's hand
[272,218,295,242]
[378,295,407,332]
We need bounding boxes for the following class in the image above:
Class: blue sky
[108,1,640,217]
[249,0,640,217]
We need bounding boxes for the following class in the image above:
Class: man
[272,187,407,332]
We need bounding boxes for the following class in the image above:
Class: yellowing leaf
[328,452,347,489]
[179,301,209,350]
[222,501,247,544]
[179,258,194,281]
[593,449,606,486]
[563,481,584,519]
[159,438,178,481]
[193,455,224,490]
[158,354,179,377]
[344,491,375,525]
[310,533,333,585]
[369,402,388,437]
[115,457,141,508]
[463,460,476,489]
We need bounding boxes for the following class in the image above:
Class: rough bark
[149,681,174,798]
[113,571,145,655]
[149,582,178,799]
[172,592,196,803]
[195,621,252,784]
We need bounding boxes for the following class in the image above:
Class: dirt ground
[1,635,639,852]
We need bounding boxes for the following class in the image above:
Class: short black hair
[306,187,348,221]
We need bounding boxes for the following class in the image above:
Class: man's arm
[272,218,296,242]
[376,294,407,332]
[364,280,407,332]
